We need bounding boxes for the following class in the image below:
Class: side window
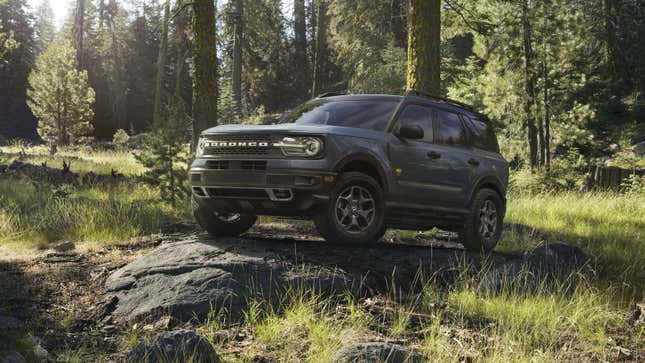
[436,110,467,147]
[395,105,434,142]
[465,116,500,153]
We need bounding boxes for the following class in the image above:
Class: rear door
[427,109,478,207]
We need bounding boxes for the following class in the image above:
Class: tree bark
[522,0,538,169]
[107,0,126,130]
[232,0,244,114]
[544,62,551,170]
[154,0,170,124]
[192,0,219,148]
[294,0,310,98]
[73,0,85,68]
[311,0,328,97]
[406,0,441,95]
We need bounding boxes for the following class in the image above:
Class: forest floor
[0,146,643,362]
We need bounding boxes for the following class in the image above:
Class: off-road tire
[314,172,386,244]
[460,188,504,252]
[192,197,257,237]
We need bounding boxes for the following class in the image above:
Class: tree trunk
[73,0,85,68]
[294,0,310,98]
[232,0,244,114]
[154,0,170,124]
[107,0,127,130]
[192,0,219,148]
[522,0,538,169]
[406,0,441,95]
[311,0,328,97]
[603,0,617,74]
[544,62,551,170]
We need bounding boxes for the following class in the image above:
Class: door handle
[427,151,441,159]
[468,158,480,166]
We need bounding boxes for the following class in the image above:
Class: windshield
[279,100,397,131]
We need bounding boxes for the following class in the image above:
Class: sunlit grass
[502,191,645,288]
[0,176,190,249]
[0,144,144,176]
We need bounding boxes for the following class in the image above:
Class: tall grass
[0,177,189,249]
[502,191,645,290]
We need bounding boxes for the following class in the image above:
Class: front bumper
[189,158,336,216]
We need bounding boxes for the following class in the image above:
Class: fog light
[323,175,335,183]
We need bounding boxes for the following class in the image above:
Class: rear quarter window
[465,116,500,153]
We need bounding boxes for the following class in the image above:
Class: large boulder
[478,242,589,294]
[332,342,424,363]
[126,330,219,363]
[106,238,360,322]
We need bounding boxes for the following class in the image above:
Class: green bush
[112,129,130,145]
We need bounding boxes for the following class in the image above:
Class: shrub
[112,129,130,145]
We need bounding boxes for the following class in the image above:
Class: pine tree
[27,38,95,152]
[406,0,441,95]
[0,0,37,139]
[34,0,56,53]
[135,101,190,206]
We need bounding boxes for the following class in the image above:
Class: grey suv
[189,90,509,251]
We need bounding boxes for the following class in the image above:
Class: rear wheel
[460,189,504,252]
[192,197,257,237]
[314,172,386,244]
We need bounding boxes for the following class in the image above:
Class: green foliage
[27,38,95,148]
[112,128,130,145]
[134,101,190,206]
[350,42,406,94]
[0,20,18,62]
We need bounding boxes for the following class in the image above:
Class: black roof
[315,91,488,121]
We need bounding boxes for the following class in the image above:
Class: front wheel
[314,172,386,245]
[460,189,504,252]
[192,198,257,237]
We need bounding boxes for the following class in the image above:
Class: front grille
[205,160,230,170]
[241,160,267,171]
[203,134,283,157]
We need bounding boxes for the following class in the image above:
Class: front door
[388,104,438,206]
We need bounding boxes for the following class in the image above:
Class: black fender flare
[333,152,390,192]
[468,175,507,210]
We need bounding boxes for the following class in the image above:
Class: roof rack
[404,89,476,112]
[316,92,346,98]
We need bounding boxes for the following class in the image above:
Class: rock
[160,221,198,234]
[0,352,26,363]
[52,241,75,252]
[632,141,645,156]
[126,330,220,363]
[478,242,589,294]
[332,342,424,363]
[106,235,485,323]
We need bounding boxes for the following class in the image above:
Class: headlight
[275,136,324,157]
[196,137,206,157]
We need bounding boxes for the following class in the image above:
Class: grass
[501,191,645,296]
[0,146,189,249]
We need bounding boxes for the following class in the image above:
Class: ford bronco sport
[189,90,509,251]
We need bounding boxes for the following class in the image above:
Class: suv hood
[201,123,385,139]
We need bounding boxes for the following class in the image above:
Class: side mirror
[396,124,424,140]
